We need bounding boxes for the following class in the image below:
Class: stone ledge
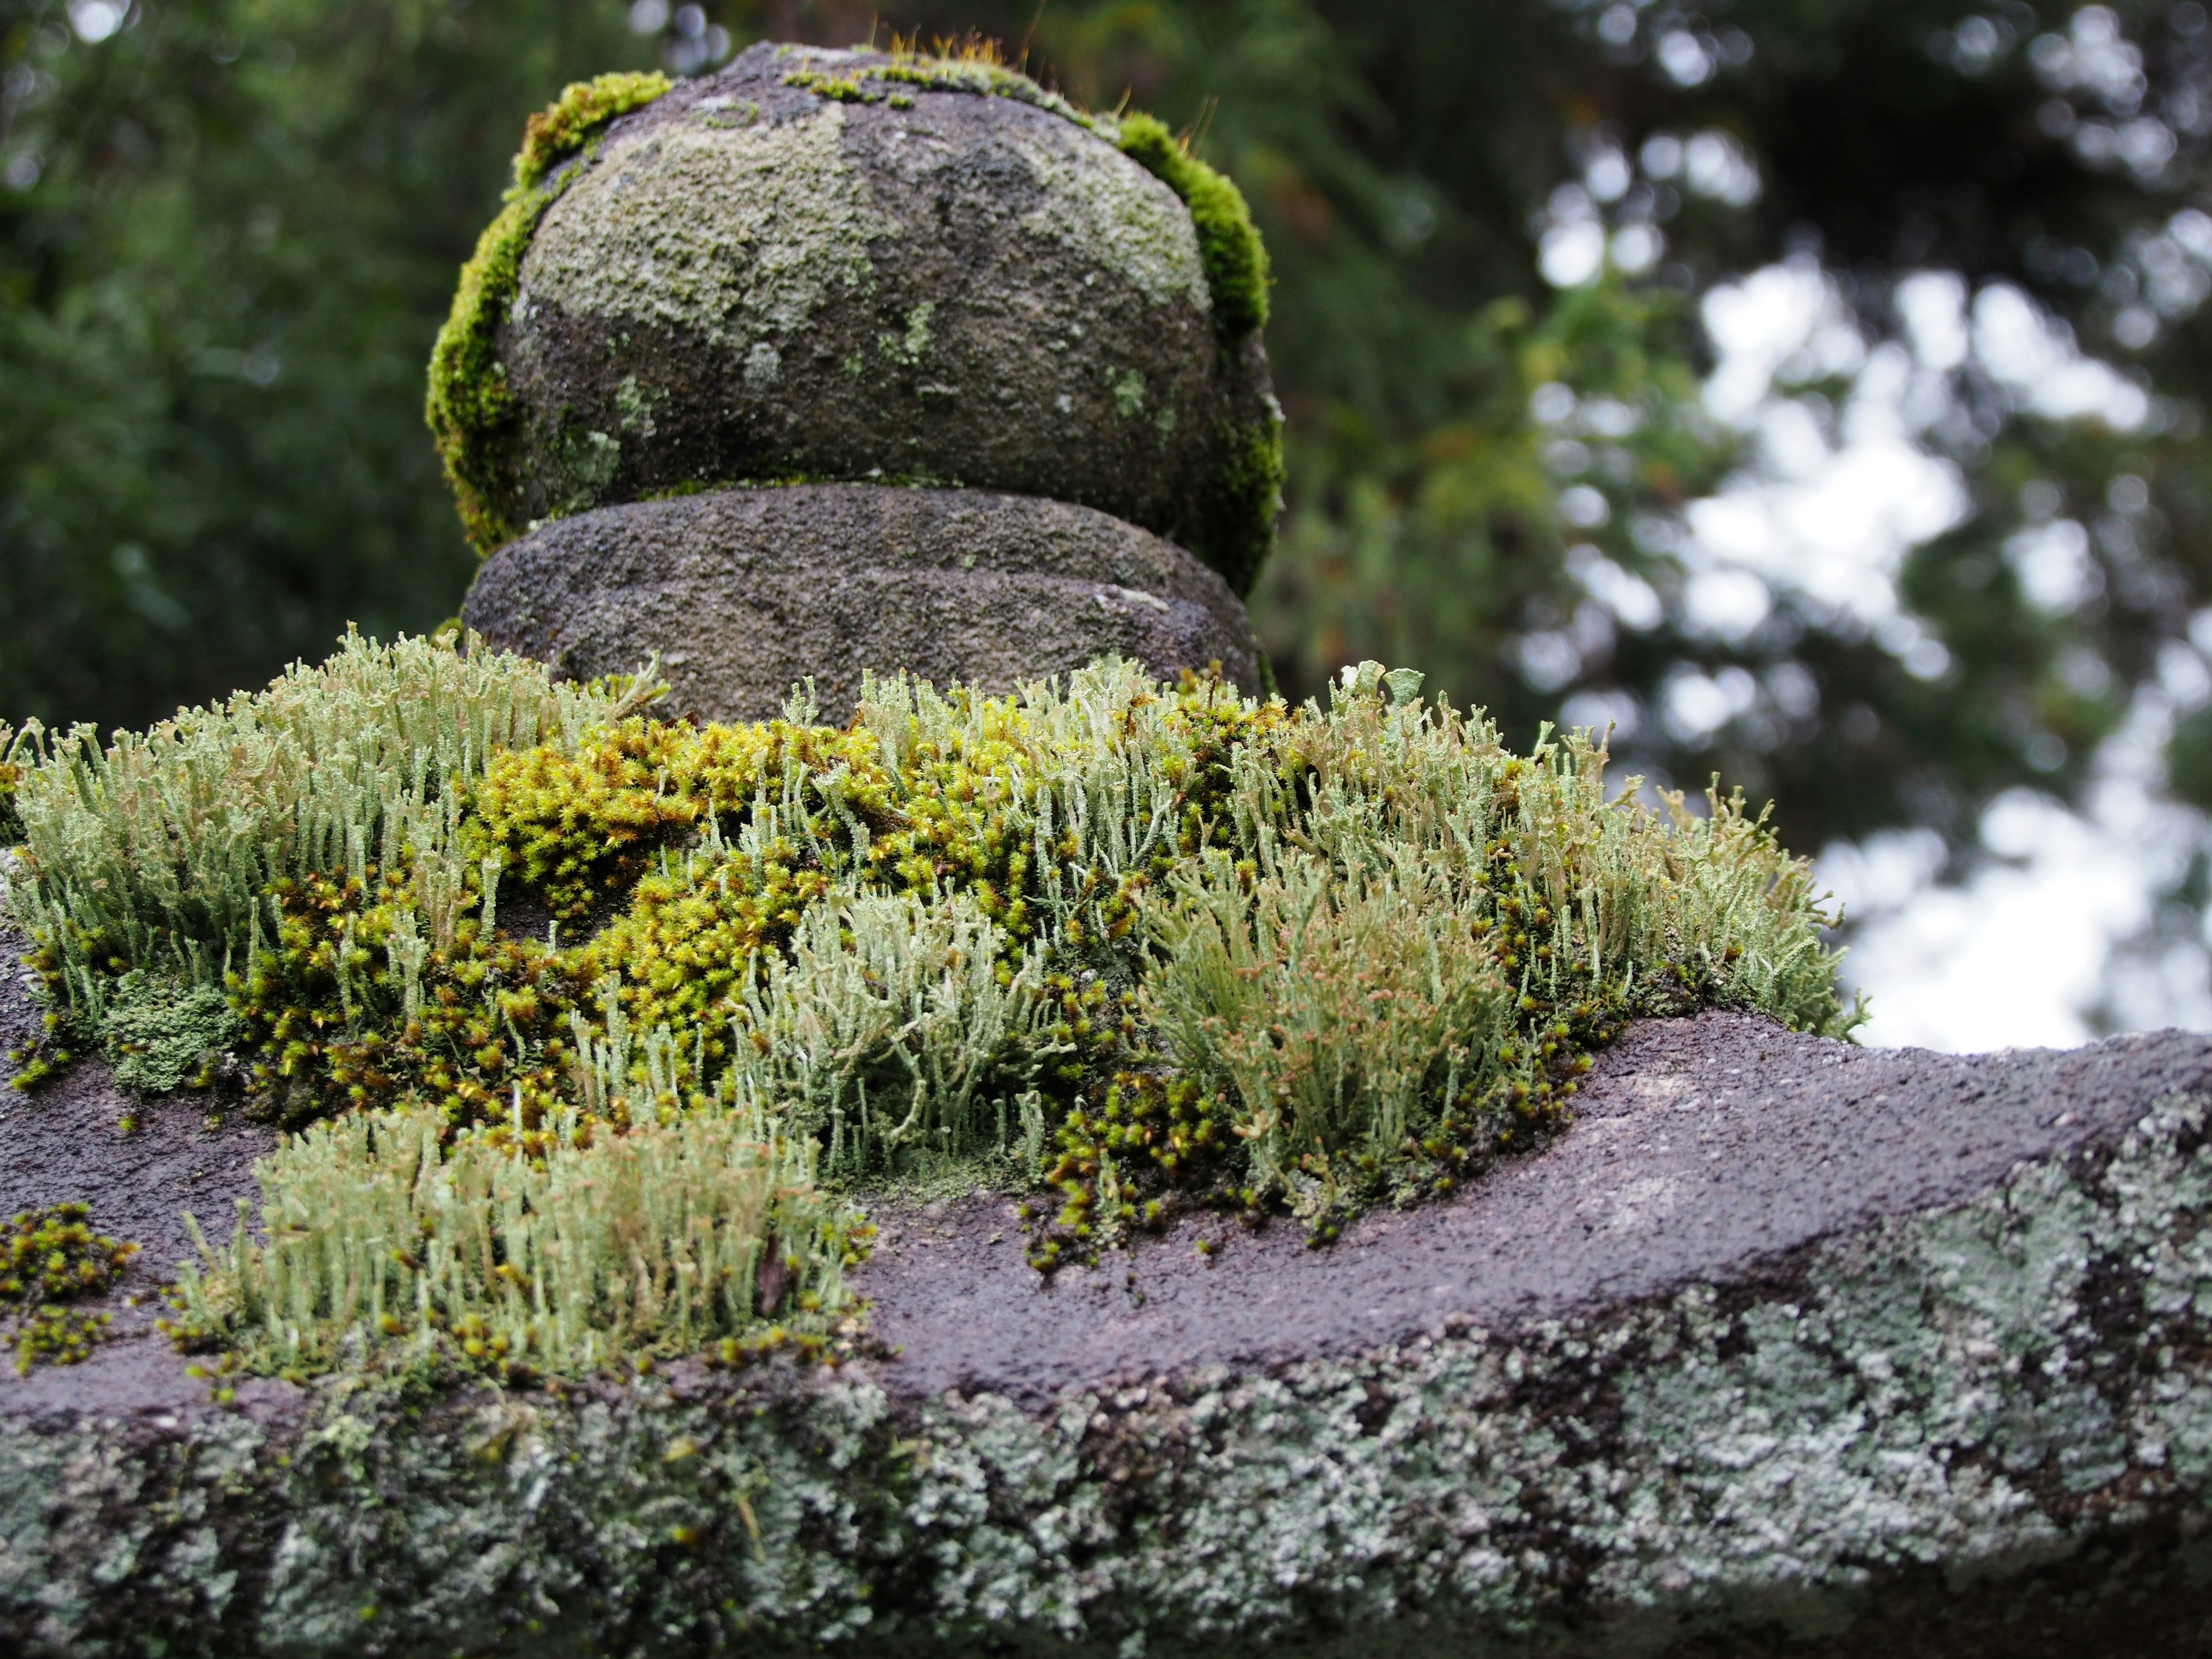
[7,1001,2212,1654]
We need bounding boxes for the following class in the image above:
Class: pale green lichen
[613,374,664,437]
[556,426,620,501]
[99,971,234,1096]
[1012,120,1211,313]
[168,1089,865,1381]
[4,1091,2211,1654]
[520,103,881,350]
[877,300,936,367]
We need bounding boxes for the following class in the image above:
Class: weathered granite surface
[486,43,1279,591]
[462,483,1266,721]
[7,937,2212,1653]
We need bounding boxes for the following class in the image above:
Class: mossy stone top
[430,44,1283,594]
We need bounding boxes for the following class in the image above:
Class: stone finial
[429,43,1285,599]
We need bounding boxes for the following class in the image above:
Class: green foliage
[0,0,676,733]
[2168,702,2212,815]
[100,971,236,1095]
[168,1091,865,1380]
[427,71,675,558]
[1,1203,137,1374]
[1254,278,1734,763]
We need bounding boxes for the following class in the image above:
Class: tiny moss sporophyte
[2,633,1854,1384]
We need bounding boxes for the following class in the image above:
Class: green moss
[783,46,1100,131]
[1,1203,137,1374]
[1114,111,1271,342]
[513,71,671,194]
[1192,411,1287,597]
[425,72,671,559]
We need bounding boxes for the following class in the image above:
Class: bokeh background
[7,0,2212,1050]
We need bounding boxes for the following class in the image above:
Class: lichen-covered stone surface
[10,975,2212,1653]
[481,43,1279,591]
[462,483,1266,721]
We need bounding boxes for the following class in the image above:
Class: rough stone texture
[11,942,2212,1652]
[485,43,1279,589]
[462,483,1267,721]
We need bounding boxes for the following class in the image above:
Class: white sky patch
[1681,257,2207,1051]
[1688,276,1968,630]
[1828,791,2153,1050]
[1973,283,2152,426]
[1821,666,2212,1051]
[1825,713,2211,1050]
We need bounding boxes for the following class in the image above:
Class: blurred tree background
[8,0,2212,1028]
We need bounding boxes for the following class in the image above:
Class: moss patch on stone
[1,1203,136,1374]
[1113,111,1271,343]
[5,638,1852,1382]
[513,70,672,192]
[425,71,671,558]
[1105,112,1280,590]
[1194,407,1286,599]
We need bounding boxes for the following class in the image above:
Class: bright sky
[1688,260,2212,1051]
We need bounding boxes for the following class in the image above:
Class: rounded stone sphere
[452,44,1282,594]
[461,484,1267,724]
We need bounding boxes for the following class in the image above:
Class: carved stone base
[461,483,1267,721]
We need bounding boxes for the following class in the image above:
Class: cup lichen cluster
[1,634,1854,1384]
